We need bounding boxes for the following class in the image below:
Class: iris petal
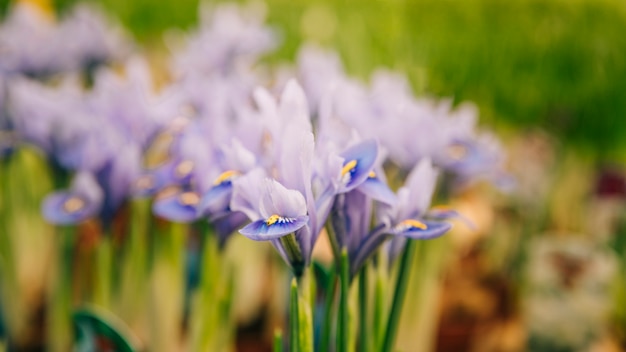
[42,192,99,225]
[357,176,397,205]
[427,207,476,230]
[153,191,200,223]
[239,215,309,241]
[197,182,233,218]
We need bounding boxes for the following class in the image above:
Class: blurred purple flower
[42,171,103,225]
[170,2,277,77]
[0,3,128,76]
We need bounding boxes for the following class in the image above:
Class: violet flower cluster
[0,2,510,350]
[1,1,510,275]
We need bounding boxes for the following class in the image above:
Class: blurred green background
[3,0,626,162]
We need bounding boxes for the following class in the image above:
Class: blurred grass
[3,0,626,161]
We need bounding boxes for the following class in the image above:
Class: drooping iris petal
[390,219,452,240]
[338,139,378,192]
[42,193,99,224]
[213,211,248,246]
[152,189,201,223]
[427,206,476,230]
[349,223,390,278]
[170,158,196,186]
[132,165,173,198]
[357,174,396,205]
[239,215,309,241]
[42,172,103,225]
[197,181,233,219]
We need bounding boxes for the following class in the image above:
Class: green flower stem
[381,240,417,352]
[118,199,150,325]
[149,221,185,352]
[373,267,386,349]
[290,278,300,352]
[48,226,75,352]
[0,161,17,331]
[93,233,113,308]
[338,248,349,352]
[279,233,305,278]
[319,268,337,352]
[358,267,369,352]
[274,329,284,352]
[296,268,314,352]
[188,224,236,352]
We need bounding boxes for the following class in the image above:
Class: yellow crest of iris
[399,219,428,230]
[213,170,240,185]
[266,214,283,226]
[341,160,358,177]
[63,197,85,213]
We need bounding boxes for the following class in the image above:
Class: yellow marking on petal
[63,197,85,213]
[266,214,282,226]
[262,130,273,150]
[175,160,194,178]
[399,219,428,230]
[213,170,240,185]
[135,175,154,190]
[169,116,191,133]
[179,192,200,206]
[341,160,358,177]
[144,132,174,168]
[368,171,376,178]
[448,144,467,160]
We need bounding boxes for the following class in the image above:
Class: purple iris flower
[152,187,202,223]
[236,174,311,276]
[149,118,257,233]
[8,76,83,156]
[382,159,451,238]
[436,133,513,191]
[42,171,103,225]
[57,4,130,70]
[170,2,277,78]
[346,158,454,276]
[0,4,63,76]
[246,126,316,276]
[197,138,257,219]
[95,142,142,223]
[0,3,128,77]
[150,126,210,223]
[321,140,401,277]
[231,81,325,275]
[296,45,345,116]
[239,178,310,240]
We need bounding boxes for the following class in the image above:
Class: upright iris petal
[338,139,378,192]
